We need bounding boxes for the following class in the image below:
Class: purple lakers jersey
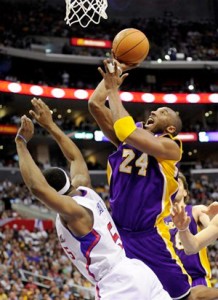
[165,205,211,287]
[107,125,194,298]
[107,126,181,232]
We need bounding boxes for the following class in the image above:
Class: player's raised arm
[179,218,218,254]
[88,78,119,147]
[29,98,91,188]
[89,57,137,147]
[15,116,92,236]
[98,60,181,160]
[171,203,218,254]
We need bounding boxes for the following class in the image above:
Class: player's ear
[166,125,176,135]
[183,189,188,198]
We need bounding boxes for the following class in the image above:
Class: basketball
[112,28,150,65]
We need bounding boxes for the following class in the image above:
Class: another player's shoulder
[193,204,207,214]
[77,185,94,193]
[193,204,207,210]
[77,186,102,201]
[192,204,208,224]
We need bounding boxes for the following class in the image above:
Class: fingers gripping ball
[112,28,150,64]
[107,62,122,75]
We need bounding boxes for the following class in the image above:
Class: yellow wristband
[114,116,137,142]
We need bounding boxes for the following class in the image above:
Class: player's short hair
[170,110,182,136]
[43,167,71,195]
[178,172,189,202]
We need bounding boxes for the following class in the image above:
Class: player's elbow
[88,97,96,107]
[88,99,100,114]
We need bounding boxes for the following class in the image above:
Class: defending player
[165,173,218,299]
[88,59,201,300]
[15,98,172,300]
[165,172,211,287]
[172,198,218,254]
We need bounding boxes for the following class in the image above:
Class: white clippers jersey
[55,186,125,284]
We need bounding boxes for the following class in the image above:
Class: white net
[65,0,108,28]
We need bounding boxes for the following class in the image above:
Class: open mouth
[146,117,154,125]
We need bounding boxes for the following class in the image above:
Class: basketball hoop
[64,0,108,28]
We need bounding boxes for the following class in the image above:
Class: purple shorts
[118,226,191,299]
[192,277,211,287]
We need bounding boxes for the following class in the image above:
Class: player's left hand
[202,201,218,217]
[171,203,191,231]
[15,115,34,143]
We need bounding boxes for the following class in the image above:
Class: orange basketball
[112,28,150,65]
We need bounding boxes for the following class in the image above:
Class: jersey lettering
[107,222,123,249]
[135,153,148,176]
[97,202,104,215]
[119,149,135,174]
[63,246,76,260]
[175,232,184,250]
[119,149,148,176]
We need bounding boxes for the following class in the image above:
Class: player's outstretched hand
[171,203,191,231]
[202,201,218,217]
[29,98,53,129]
[15,115,34,144]
[98,59,129,90]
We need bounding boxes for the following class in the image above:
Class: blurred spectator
[24,277,37,291]
[61,71,70,87]
[0,285,8,299]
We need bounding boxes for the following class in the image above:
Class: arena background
[0,0,218,299]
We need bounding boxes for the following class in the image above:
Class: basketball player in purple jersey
[15,98,172,300]
[165,172,218,299]
[172,198,218,256]
[88,60,210,300]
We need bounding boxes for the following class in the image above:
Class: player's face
[175,178,187,203]
[144,107,175,134]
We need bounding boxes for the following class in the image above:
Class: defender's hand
[29,98,53,128]
[15,115,34,143]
